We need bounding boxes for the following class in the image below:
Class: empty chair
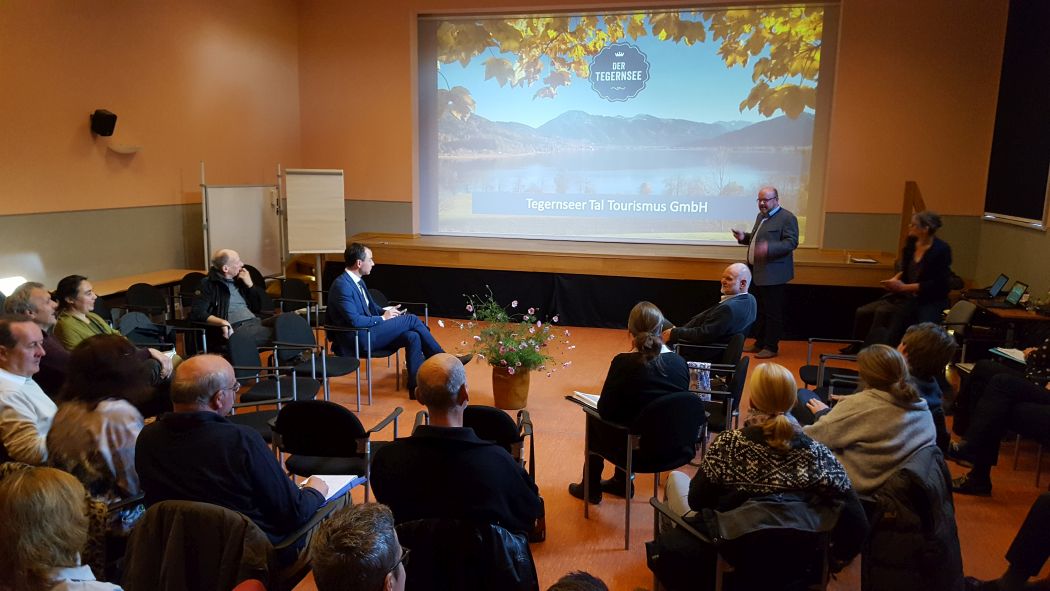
[177,272,206,317]
[271,400,401,503]
[274,313,360,407]
[694,356,750,442]
[226,329,320,405]
[126,282,170,321]
[581,392,707,549]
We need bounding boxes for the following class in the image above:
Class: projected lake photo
[419,7,831,245]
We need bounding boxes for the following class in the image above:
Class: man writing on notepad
[135,354,327,543]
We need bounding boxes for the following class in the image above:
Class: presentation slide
[418,6,836,245]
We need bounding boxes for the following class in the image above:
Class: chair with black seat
[122,283,208,354]
[675,333,746,366]
[224,330,320,445]
[126,282,170,322]
[276,278,326,328]
[271,400,401,503]
[395,518,539,591]
[414,406,536,478]
[581,391,707,550]
[121,498,348,591]
[273,313,361,408]
[648,494,842,591]
[177,272,206,316]
[693,356,750,448]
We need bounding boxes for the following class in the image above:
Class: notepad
[304,474,360,503]
[991,347,1026,364]
[849,256,878,264]
[567,391,599,409]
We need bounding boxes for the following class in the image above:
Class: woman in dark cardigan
[849,210,953,348]
[568,301,689,504]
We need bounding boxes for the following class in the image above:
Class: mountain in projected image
[438,111,813,156]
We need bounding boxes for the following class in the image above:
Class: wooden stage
[339,233,895,288]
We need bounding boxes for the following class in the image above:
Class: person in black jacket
[848,211,952,349]
[190,249,271,346]
[135,354,329,543]
[370,353,541,535]
[568,301,690,504]
[662,263,757,362]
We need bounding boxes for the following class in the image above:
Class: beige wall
[0,0,302,216]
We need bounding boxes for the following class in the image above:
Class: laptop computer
[982,281,1028,308]
[964,273,1009,299]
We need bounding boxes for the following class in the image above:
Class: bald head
[416,353,467,411]
[721,263,752,295]
[170,354,237,414]
[211,249,244,279]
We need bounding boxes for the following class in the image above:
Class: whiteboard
[285,169,346,254]
[203,185,283,277]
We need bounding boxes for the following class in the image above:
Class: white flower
[552,315,559,323]
[511,300,518,308]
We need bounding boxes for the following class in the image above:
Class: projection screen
[418,4,838,246]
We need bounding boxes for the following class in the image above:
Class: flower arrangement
[457,288,573,376]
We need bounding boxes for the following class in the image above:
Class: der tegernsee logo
[589,43,650,102]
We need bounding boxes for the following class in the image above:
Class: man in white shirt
[0,315,57,464]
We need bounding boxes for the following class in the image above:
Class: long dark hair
[54,275,87,313]
[59,334,152,409]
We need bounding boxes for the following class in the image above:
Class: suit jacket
[738,207,799,286]
[326,271,384,354]
[371,425,542,535]
[670,293,757,346]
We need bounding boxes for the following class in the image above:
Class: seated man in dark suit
[327,242,468,399]
[135,354,329,543]
[661,263,757,362]
[370,353,542,536]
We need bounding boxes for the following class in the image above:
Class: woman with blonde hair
[668,362,853,515]
[804,344,937,495]
[568,301,690,504]
[0,467,121,590]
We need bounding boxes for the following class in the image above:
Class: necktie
[357,280,369,310]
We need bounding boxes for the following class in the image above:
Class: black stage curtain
[324,262,881,340]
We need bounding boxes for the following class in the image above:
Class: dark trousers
[751,283,785,352]
[953,359,1023,437]
[1006,492,1050,578]
[852,295,946,346]
[962,374,1050,468]
[356,314,443,388]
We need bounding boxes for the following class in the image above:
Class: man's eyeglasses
[757,197,778,204]
[222,382,241,393]
[386,547,410,576]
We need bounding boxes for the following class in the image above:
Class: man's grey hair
[170,356,228,406]
[3,282,46,316]
[311,503,401,591]
[416,359,466,410]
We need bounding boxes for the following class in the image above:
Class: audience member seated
[0,466,121,590]
[52,275,174,382]
[568,301,690,504]
[795,323,956,452]
[371,353,541,536]
[949,371,1050,497]
[547,571,609,591]
[803,344,937,495]
[135,354,329,543]
[4,282,66,398]
[964,492,1050,590]
[953,336,1049,439]
[311,503,407,591]
[190,249,273,347]
[661,263,757,362]
[327,242,469,400]
[47,335,146,527]
[663,362,866,571]
[846,211,951,350]
[0,315,56,464]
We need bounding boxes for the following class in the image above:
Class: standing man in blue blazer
[327,243,468,399]
[731,186,799,359]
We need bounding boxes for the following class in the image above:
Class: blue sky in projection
[437,16,772,128]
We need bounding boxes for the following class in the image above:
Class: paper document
[306,474,360,502]
[568,391,600,409]
[991,347,1026,364]
[849,256,878,264]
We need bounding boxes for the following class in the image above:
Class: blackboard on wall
[984,0,1050,229]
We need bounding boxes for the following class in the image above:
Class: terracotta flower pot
[491,366,530,410]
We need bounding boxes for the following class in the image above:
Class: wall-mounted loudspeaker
[90,109,117,136]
